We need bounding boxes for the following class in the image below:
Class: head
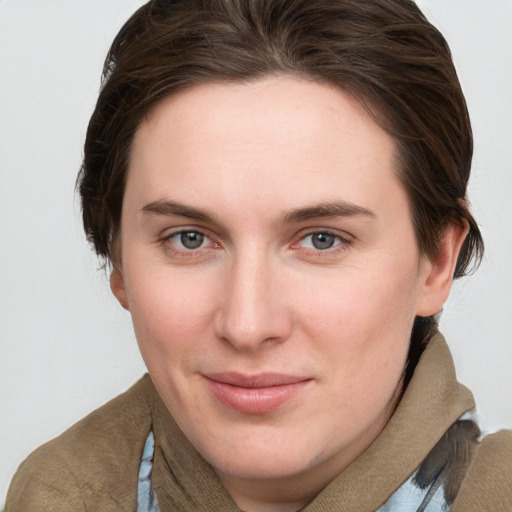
[80,0,482,313]
[78,0,483,507]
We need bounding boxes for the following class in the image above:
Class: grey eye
[310,233,337,250]
[180,231,205,249]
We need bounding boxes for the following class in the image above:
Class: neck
[217,472,319,512]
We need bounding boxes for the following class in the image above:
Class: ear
[416,221,468,317]
[110,268,130,310]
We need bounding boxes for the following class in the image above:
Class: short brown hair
[78,0,483,350]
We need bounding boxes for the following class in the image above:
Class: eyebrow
[141,199,375,224]
[281,201,376,223]
[142,200,218,223]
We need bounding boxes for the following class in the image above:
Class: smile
[203,372,313,414]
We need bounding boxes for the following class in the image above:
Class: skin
[111,76,466,512]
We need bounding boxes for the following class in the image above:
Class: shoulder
[452,429,512,512]
[5,375,154,512]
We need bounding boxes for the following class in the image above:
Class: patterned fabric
[137,432,160,512]
[375,416,480,512]
[137,416,480,512]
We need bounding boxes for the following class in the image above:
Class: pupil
[181,232,204,249]
[312,233,334,250]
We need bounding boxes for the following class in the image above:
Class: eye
[299,231,347,251]
[168,230,209,250]
[158,227,221,261]
[305,233,338,250]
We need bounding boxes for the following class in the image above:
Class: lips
[203,372,312,414]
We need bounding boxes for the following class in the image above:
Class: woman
[6,0,512,510]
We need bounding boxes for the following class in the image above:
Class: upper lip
[203,372,311,388]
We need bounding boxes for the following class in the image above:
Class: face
[113,76,456,506]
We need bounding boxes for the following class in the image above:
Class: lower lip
[204,378,311,414]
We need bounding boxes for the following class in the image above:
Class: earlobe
[110,268,130,310]
[416,221,468,317]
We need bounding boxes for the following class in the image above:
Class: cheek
[124,267,217,362]
[293,262,420,390]
[297,265,419,339]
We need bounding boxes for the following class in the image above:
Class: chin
[211,451,312,480]
[193,426,329,481]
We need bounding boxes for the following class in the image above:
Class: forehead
[126,75,405,222]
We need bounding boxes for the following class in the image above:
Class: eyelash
[158,228,352,257]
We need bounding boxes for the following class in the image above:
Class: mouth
[202,372,313,414]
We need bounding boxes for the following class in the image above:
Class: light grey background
[1,0,511,507]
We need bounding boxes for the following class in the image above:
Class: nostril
[214,301,292,351]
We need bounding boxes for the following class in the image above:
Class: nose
[214,249,292,352]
